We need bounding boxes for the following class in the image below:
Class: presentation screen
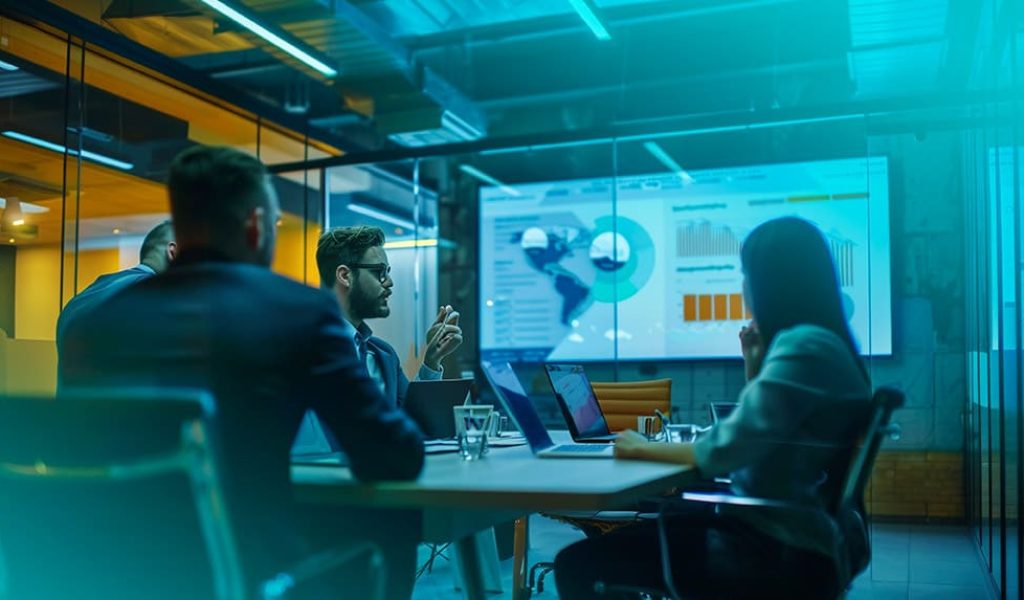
[479,157,892,362]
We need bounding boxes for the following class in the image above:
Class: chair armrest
[260,542,385,600]
[680,491,813,510]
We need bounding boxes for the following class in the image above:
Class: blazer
[356,323,441,409]
[58,250,425,579]
[55,265,155,353]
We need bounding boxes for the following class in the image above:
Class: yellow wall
[272,222,321,286]
[14,245,120,341]
[14,246,61,341]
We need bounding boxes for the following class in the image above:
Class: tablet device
[403,378,474,439]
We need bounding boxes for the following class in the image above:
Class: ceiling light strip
[2,131,134,171]
[198,0,338,78]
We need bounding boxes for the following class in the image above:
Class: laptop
[403,378,475,439]
[709,402,739,424]
[291,410,345,465]
[543,363,617,443]
[480,360,613,459]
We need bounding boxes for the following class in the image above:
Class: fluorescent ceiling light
[0,60,18,71]
[3,198,24,226]
[347,203,416,230]
[459,164,521,197]
[383,239,439,250]
[568,0,611,41]
[198,0,338,78]
[0,197,49,214]
[643,142,695,185]
[2,131,134,171]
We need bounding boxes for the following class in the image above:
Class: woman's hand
[614,430,651,460]
[739,320,764,381]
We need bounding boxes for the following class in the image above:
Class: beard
[350,282,390,321]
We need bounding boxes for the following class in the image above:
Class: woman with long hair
[554,217,872,599]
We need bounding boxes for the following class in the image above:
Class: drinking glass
[454,405,493,460]
[664,423,700,443]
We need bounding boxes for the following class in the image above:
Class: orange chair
[590,378,672,433]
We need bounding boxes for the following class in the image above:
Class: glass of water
[454,405,492,461]
[664,424,700,443]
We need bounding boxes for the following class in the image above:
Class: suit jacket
[58,251,425,580]
[55,265,154,353]
[357,325,442,409]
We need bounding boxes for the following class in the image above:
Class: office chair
[0,389,384,600]
[588,386,904,599]
[520,379,674,596]
[591,378,672,433]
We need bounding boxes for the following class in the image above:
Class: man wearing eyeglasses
[316,225,464,408]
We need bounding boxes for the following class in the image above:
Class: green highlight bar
[787,194,830,203]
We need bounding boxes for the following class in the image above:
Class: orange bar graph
[682,292,750,322]
[698,295,712,321]
[729,294,744,319]
[713,295,727,320]
[683,295,697,322]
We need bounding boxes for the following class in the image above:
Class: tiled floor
[412,518,996,599]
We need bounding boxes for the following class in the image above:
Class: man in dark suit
[55,220,175,353]
[315,226,463,409]
[59,146,425,598]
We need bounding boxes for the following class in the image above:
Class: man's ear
[244,207,265,251]
[166,241,178,262]
[335,264,352,289]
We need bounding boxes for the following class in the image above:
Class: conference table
[292,439,695,600]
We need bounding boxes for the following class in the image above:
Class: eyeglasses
[349,263,392,284]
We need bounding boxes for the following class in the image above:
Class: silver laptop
[481,361,613,459]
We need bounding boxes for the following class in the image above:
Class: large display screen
[479,157,892,362]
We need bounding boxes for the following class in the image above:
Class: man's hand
[614,430,651,460]
[423,305,463,371]
[739,320,764,381]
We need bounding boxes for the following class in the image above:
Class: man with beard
[315,225,463,408]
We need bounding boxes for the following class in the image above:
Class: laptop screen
[481,361,553,452]
[291,410,337,456]
[544,364,611,439]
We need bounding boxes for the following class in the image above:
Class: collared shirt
[353,322,442,398]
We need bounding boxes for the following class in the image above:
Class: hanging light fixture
[2,198,24,227]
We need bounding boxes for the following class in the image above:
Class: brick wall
[866,450,964,519]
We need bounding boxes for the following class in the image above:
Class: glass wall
[0,13,329,395]
[963,8,1023,596]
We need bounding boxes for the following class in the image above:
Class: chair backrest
[835,386,905,516]
[0,388,245,600]
[829,385,905,586]
[590,379,672,432]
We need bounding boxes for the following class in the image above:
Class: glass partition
[0,12,325,397]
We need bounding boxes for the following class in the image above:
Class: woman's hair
[740,217,865,372]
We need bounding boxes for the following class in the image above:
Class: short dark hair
[167,145,268,240]
[316,225,386,288]
[138,220,173,263]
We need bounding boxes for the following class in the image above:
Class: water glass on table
[453,405,495,460]
[664,423,700,443]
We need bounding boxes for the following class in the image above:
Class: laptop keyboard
[549,444,612,453]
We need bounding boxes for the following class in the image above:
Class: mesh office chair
[0,389,384,600]
[594,386,905,599]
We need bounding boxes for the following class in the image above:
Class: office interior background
[0,0,1020,597]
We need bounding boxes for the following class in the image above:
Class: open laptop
[480,360,613,459]
[403,378,475,439]
[291,410,345,465]
[543,363,617,443]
